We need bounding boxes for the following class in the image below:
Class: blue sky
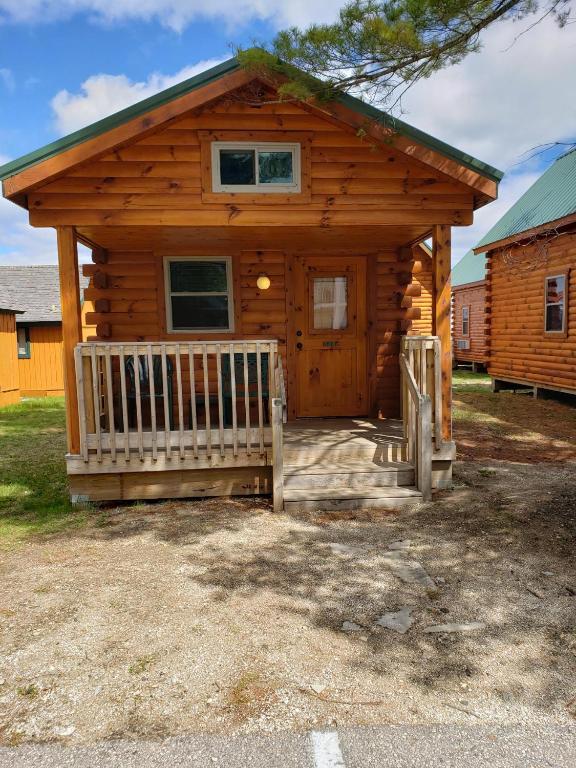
[0,2,575,265]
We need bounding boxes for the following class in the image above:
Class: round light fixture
[256,273,271,290]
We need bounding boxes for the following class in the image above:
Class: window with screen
[17,326,30,358]
[462,305,470,336]
[313,277,348,330]
[164,258,233,332]
[545,273,567,333]
[211,142,300,193]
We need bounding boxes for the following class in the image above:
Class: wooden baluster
[147,344,157,461]
[119,345,130,461]
[104,344,116,462]
[243,343,251,456]
[420,340,427,397]
[90,346,102,463]
[161,346,171,460]
[175,344,185,460]
[256,342,265,456]
[188,344,199,459]
[216,346,225,457]
[433,338,443,447]
[133,345,144,461]
[229,343,238,457]
[74,346,88,462]
[202,345,212,457]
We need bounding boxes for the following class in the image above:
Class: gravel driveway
[1,457,575,745]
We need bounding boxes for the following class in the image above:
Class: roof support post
[57,226,82,455]
[432,224,452,441]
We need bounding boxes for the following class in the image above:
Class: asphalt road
[1,725,575,767]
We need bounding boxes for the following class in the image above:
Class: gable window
[164,257,234,333]
[17,326,30,358]
[544,273,568,334]
[462,305,470,336]
[211,142,301,193]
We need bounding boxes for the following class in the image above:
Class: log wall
[487,232,576,392]
[452,281,487,365]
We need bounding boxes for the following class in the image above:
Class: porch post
[57,226,82,455]
[432,224,452,441]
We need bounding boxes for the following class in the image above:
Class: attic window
[211,142,301,193]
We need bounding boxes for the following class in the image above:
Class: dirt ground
[0,381,575,745]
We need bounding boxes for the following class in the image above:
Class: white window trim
[462,305,470,336]
[544,273,566,333]
[211,141,301,193]
[164,256,235,334]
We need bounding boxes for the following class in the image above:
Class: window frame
[544,270,569,337]
[17,326,30,359]
[163,256,235,334]
[211,141,302,194]
[461,305,470,337]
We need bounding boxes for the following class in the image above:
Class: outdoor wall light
[256,273,271,290]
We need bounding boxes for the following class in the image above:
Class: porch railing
[72,339,279,465]
[400,335,442,501]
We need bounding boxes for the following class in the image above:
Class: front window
[211,142,300,193]
[545,274,567,333]
[164,257,234,332]
[462,305,470,336]
[313,277,348,330]
[17,326,30,358]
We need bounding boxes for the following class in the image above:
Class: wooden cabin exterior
[474,150,576,397]
[451,250,488,370]
[0,57,501,509]
[0,307,21,407]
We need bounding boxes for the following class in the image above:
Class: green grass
[452,369,492,394]
[0,398,88,547]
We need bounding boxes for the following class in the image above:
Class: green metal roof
[452,249,486,287]
[476,149,576,249]
[0,54,503,186]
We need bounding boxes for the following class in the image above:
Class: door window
[312,277,348,330]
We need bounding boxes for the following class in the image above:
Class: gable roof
[475,149,576,251]
[0,265,88,324]
[452,249,486,287]
[0,55,502,193]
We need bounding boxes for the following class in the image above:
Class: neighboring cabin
[474,149,576,397]
[451,249,488,370]
[0,306,21,407]
[0,265,91,400]
[0,56,501,508]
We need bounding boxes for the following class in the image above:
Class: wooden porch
[66,335,451,509]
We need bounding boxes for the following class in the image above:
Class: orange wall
[18,324,64,397]
[0,312,20,407]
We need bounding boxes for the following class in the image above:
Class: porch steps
[282,460,422,512]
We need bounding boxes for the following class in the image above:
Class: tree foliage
[238,0,571,104]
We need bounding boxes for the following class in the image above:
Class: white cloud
[0,0,342,32]
[0,67,15,91]
[51,59,226,134]
[400,15,576,170]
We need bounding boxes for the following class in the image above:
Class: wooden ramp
[282,418,422,512]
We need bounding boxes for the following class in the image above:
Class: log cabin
[474,149,576,398]
[451,249,488,370]
[0,265,91,398]
[0,306,21,407]
[0,56,502,510]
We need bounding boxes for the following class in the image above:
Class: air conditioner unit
[457,339,470,350]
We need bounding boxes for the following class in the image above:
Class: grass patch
[0,398,88,547]
[128,655,156,675]
[453,369,492,394]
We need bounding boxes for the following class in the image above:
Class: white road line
[311,730,346,768]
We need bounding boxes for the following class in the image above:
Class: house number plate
[323,341,338,347]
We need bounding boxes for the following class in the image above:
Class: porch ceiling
[77,225,431,253]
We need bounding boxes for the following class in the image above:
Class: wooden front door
[292,255,367,418]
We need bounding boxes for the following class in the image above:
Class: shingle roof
[475,149,576,250]
[0,55,503,187]
[0,265,88,324]
[452,249,486,287]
